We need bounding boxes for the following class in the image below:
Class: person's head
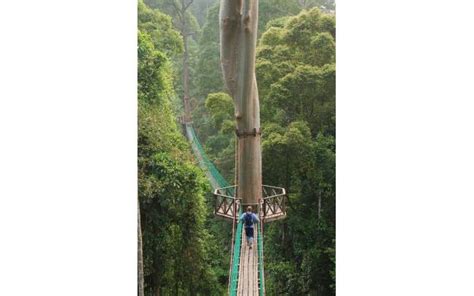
[246,206,252,213]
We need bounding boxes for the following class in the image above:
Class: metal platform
[213,185,287,222]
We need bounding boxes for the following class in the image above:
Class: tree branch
[183,0,194,11]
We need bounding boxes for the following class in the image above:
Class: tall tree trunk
[318,190,322,220]
[138,200,144,296]
[179,0,193,123]
[154,262,161,296]
[182,31,191,122]
[220,0,261,208]
[285,147,290,193]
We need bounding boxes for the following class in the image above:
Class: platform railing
[214,185,286,222]
[261,185,286,222]
[257,219,265,296]
[214,185,239,220]
[228,206,242,296]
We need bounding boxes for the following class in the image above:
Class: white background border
[337,0,474,295]
[1,0,474,295]
[0,0,137,295]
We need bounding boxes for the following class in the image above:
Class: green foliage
[262,121,312,188]
[205,92,233,130]
[257,8,336,136]
[257,8,336,68]
[260,26,286,46]
[285,9,335,65]
[297,0,335,11]
[138,0,183,57]
[203,92,235,181]
[268,64,335,136]
[262,131,335,295]
[310,32,335,66]
[138,31,173,106]
[190,0,218,25]
[264,16,292,30]
[183,4,225,172]
[143,0,201,39]
[142,0,202,118]
[140,153,222,295]
[138,3,224,295]
[257,8,336,295]
[258,0,301,34]
[195,4,224,99]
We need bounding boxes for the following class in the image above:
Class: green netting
[186,125,231,190]
[229,208,243,296]
[257,223,264,296]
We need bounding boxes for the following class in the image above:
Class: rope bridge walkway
[185,124,265,296]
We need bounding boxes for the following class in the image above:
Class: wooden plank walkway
[237,227,259,296]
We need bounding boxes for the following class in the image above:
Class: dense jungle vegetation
[138,0,335,295]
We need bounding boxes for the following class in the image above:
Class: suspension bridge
[184,124,285,295]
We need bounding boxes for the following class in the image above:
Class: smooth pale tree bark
[138,200,144,296]
[219,0,262,207]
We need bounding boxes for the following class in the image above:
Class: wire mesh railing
[186,124,230,190]
[257,221,265,296]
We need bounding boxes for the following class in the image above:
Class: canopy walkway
[185,124,265,296]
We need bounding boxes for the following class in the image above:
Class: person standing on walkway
[240,206,260,249]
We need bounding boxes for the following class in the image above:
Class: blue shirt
[239,212,260,228]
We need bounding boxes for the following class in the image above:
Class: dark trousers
[244,226,254,239]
